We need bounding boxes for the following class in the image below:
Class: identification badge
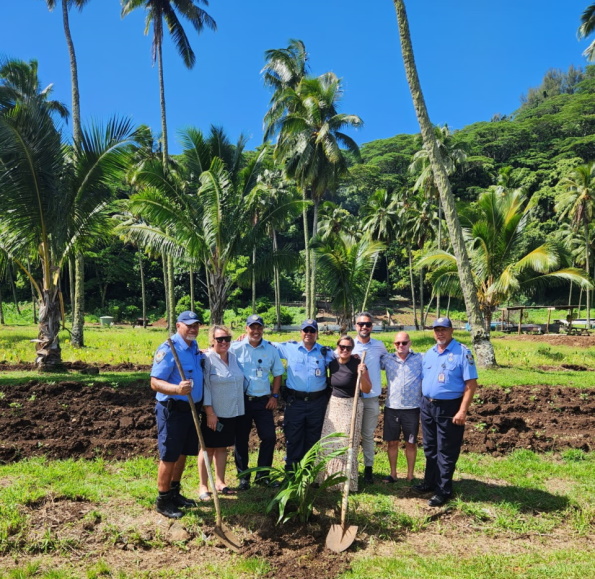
[256,368,263,378]
[448,353,454,363]
[438,373,446,383]
[315,368,322,377]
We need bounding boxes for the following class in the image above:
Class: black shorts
[155,401,200,462]
[383,407,420,443]
[201,415,238,448]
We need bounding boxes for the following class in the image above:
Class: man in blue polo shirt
[232,314,285,490]
[415,317,478,507]
[150,311,204,519]
[274,319,334,471]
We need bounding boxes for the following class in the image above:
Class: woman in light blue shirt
[198,325,245,500]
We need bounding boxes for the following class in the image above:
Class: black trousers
[234,395,276,480]
[420,396,465,497]
[283,395,328,470]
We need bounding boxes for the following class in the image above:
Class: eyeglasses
[302,328,317,334]
[214,336,232,343]
[356,322,372,328]
[394,341,409,346]
[338,345,353,351]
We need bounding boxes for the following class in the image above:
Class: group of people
[149,310,478,519]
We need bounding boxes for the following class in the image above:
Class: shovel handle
[339,350,366,528]
[167,338,223,527]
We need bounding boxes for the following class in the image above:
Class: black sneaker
[156,493,183,519]
[238,478,250,491]
[364,466,374,483]
[412,482,434,493]
[172,492,198,508]
[428,494,450,507]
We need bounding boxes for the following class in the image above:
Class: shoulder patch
[466,353,475,365]
[288,340,298,344]
[154,350,166,364]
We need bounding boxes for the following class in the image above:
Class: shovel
[326,351,367,553]
[167,338,241,552]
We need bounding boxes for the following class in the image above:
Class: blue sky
[1,0,591,153]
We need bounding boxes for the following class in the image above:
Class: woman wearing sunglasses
[199,325,245,500]
[319,335,371,491]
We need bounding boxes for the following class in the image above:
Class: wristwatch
[270,393,279,399]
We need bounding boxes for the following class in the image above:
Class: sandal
[382,475,397,484]
[217,486,236,495]
[198,492,212,502]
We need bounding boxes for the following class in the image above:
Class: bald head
[393,331,411,359]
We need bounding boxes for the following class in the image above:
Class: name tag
[315,368,322,377]
[438,373,445,383]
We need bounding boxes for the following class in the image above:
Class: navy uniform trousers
[234,395,276,480]
[420,395,465,497]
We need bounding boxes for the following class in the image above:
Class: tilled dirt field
[0,380,592,463]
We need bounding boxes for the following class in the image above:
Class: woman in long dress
[319,335,371,492]
[198,325,245,500]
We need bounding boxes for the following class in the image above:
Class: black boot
[364,466,374,483]
[170,481,197,508]
[155,490,183,519]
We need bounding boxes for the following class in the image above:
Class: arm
[452,378,477,425]
[266,375,282,410]
[358,362,372,394]
[202,358,218,431]
[150,376,193,397]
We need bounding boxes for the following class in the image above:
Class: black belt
[245,394,270,402]
[286,388,327,401]
[159,399,196,412]
[424,396,462,404]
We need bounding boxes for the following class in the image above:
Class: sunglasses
[214,336,232,343]
[356,322,372,328]
[338,345,353,351]
[394,341,409,346]
[302,328,317,333]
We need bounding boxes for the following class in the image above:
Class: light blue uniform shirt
[380,351,423,409]
[150,332,204,403]
[422,339,478,400]
[274,341,334,393]
[230,338,285,396]
[352,337,388,398]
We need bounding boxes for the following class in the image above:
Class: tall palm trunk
[166,255,175,334]
[362,253,379,312]
[27,260,37,324]
[207,269,228,325]
[162,253,170,329]
[408,247,419,330]
[419,267,424,328]
[189,265,195,313]
[309,196,321,319]
[585,221,591,328]
[139,251,147,328]
[71,252,85,347]
[272,229,282,330]
[8,263,21,315]
[0,285,5,325]
[252,246,257,312]
[156,37,169,167]
[302,194,311,317]
[393,0,496,367]
[61,0,85,348]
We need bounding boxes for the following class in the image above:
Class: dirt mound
[0,381,592,464]
[499,333,595,348]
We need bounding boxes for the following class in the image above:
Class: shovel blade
[213,524,242,552]
[326,524,358,553]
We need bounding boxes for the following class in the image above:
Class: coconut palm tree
[579,4,595,61]
[0,102,136,367]
[392,0,496,367]
[557,162,595,328]
[121,0,216,167]
[312,232,384,332]
[420,187,592,329]
[268,68,363,317]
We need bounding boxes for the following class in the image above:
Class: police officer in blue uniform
[232,314,285,490]
[275,319,334,471]
[150,311,204,519]
[415,317,478,507]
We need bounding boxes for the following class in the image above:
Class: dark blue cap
[300,319,318,331]
[246,314,264,326]
[177,311,201,325]
[432,317,453,328]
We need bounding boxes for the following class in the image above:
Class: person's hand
[266,396,278,410]
[358,363,368,376]
[177,380,193,395]
[206,412,218,431]
[452,409,467,425]
[237,333,246,341]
